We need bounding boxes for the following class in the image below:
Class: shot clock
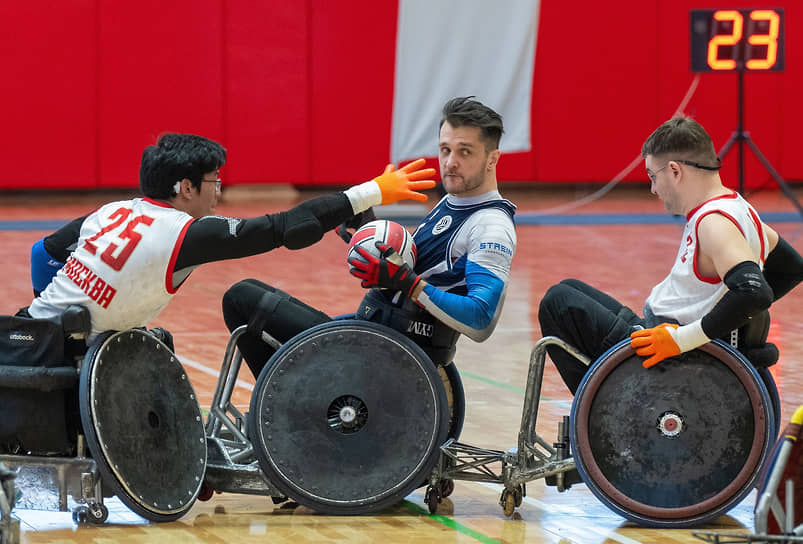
[690,8,784,72]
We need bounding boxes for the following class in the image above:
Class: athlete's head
[438,97,504,197]
[641,117,719,167]
[139,133,227,200]
[642,117,722,215]
[439,96,504,152]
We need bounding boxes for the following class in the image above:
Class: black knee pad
[248,290,288,337]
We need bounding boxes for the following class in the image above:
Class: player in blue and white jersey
[222,97,516,378]
[349,96,517,367]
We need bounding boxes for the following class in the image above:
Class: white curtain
[391,0,539,164]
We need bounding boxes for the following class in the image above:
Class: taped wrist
[674,320,710,352]
[701,260,773,340]
[344,180,382,213]
[763,236,803,300]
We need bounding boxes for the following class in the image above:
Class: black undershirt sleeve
[173,193,353,271]
[700,260,774,340]
[43,215,88,262]
[762,236,803,300]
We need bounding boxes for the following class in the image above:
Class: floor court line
[402,500,504,544]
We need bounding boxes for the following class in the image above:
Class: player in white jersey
[538,117,803,394]
[223,97,516,378]
[21,133,437,344]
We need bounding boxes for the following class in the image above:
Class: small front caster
[198,483,214,502]
[87,503,109,524]
[72,505,89,524]
[425,485,442,514]
[500,489,516,517]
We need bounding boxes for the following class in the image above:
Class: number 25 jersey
[29,198,194,339]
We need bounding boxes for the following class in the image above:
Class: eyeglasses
[646,163,670,183]
[647,158,722,182]
[202,177,222,192]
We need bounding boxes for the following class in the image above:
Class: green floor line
[458,370,553,401]
[403,501,504,544]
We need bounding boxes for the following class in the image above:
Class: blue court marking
[0,211,800,231]
[383,211,801,227]
[513,211,803,226]
[0,220,73,231]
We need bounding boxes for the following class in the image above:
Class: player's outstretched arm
[174,160,436,270]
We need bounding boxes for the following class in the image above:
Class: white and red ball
[347,220,417,268]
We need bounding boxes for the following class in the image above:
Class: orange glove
[373,159,436,205]
[630,323,681,368]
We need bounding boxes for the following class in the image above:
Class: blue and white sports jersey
[413,191,516,342]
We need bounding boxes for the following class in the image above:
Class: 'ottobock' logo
[9,333,35,342]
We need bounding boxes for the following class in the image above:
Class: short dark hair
[440,96,504,151]
[139,133,227,199]
[641,117,719,166]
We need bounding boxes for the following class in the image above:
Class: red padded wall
[531,1,658,183]
[96,0,225,188]
[225,1,310,184]
[0,1,801,190]
[307,0,399,185]
[0,1,97,189]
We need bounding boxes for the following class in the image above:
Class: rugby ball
[347,220,417,268]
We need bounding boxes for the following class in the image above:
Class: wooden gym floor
[2,182,803,544]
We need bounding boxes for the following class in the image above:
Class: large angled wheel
[79,329,206,522]
[571,339,773,528]
[248,320,449,514]
[756,367,781,439]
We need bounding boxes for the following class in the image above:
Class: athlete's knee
[223,279,263,329]
[559,278,588,291]
[539,283,575,316]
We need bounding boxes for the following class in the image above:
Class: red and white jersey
[645,191,769,325]
[29,198,193,339]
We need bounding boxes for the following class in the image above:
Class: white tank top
[29,198,194,339]
[645,191,768,325]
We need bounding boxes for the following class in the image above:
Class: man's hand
[335,208,376,243]
[373,159,436,205]
[630,323,681,368]
[348,242,422,297]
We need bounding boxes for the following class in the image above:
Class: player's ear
[173,178,192,197]
[487,149,500,171]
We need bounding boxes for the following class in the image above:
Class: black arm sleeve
[173,193,354,270]
[43,215,88,262]
[762,236,803,300]
[700,260,774,340]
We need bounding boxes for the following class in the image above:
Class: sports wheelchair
[0,307,206,525]
[0,306,780,530]
[203,311,780,528]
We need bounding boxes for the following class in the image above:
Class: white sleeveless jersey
[29,198,194,339]
[645,191,768,325]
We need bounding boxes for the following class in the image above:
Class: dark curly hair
[139,133,227,199]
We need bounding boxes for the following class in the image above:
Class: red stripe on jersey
[165,217,195,294]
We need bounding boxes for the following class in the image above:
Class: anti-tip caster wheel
[88,503,109,524]
[72,505,89,524]
[501,489,516,517]
[197,483,214,502]
[425,486,442,514]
